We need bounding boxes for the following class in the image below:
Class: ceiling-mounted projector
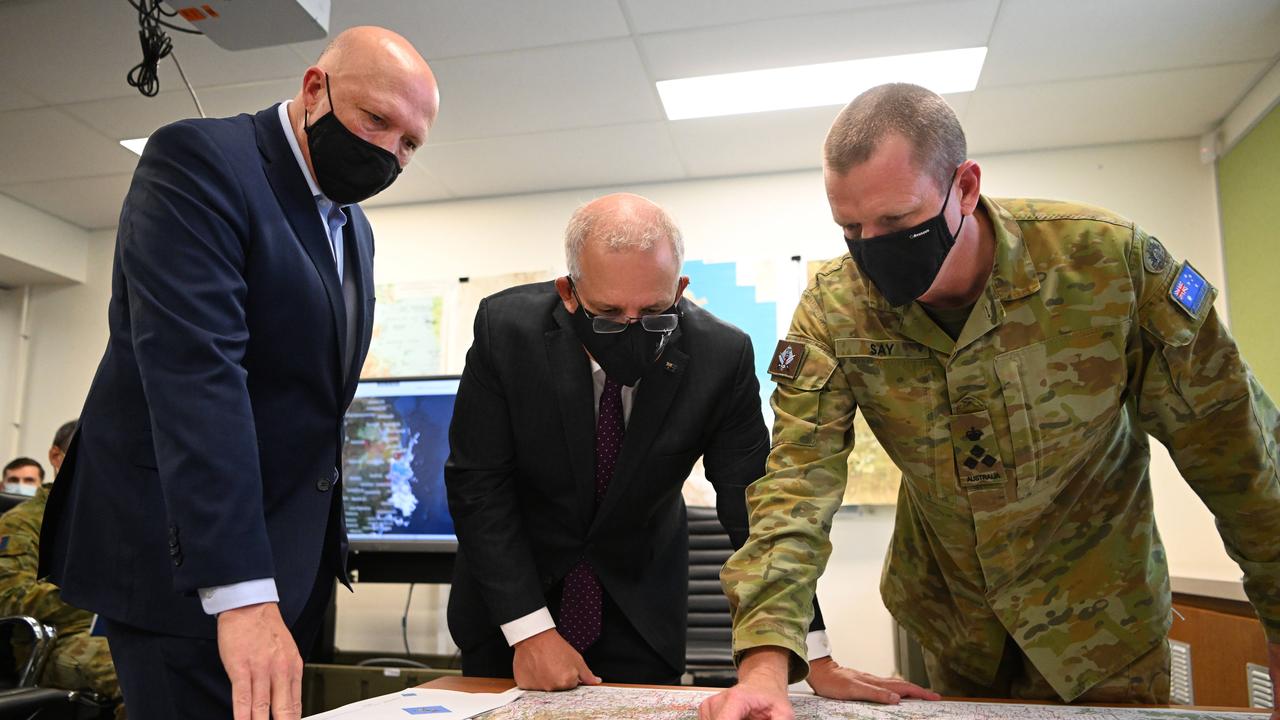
[170,0,330,51]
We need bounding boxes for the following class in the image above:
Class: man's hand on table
[699,647,941,720]
[699,647,793,720]
[806,655,940,704]
[512,628,601,691]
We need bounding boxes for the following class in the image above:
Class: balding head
[556,193,689,324]
[564,193,684,280]
[289,25,438,177]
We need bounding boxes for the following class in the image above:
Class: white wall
[7,137,1241,675]
[0,193,89,285]
[0,289,25,460]
[13,230,113,465]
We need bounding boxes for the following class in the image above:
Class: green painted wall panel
[1219,102,1280,397]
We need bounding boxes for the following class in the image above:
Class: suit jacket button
[317,478,331,492]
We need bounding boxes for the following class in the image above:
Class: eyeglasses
[569,280,681,335]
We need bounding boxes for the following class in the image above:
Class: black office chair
[0,616,115,719]
[685,506,737,687]
[0,493,28,515]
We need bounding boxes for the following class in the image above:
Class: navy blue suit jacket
[39,105,375,638]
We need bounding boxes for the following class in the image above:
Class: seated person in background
[3,458,44,497]
[445,193,883,697]
[0,419,124,718]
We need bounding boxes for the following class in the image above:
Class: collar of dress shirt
[277,100,326,203]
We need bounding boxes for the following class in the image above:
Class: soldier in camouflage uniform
[700,84,1280,720]
[0,421,125,719]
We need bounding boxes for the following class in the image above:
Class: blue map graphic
[683,260,778,416]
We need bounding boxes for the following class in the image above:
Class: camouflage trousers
[17,633,127,719]
[923,635,1171,704]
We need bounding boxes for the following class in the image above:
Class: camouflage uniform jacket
[0,483,95,636]
[722,196,1280,701]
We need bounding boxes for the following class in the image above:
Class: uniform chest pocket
[835,338,947,497]
[994,321,1130,498]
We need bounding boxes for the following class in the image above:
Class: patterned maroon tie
[558,376,624,653]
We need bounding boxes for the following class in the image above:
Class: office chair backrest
[686,506,734,671]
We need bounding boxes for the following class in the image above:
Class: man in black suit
[39,27,438,720]
[446,193,841,691]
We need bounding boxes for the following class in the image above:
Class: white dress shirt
[500,361,832,660]
[196,102,350,616]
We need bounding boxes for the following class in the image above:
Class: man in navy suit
[39,26,438,720]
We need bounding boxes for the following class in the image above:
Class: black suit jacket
[39,105,375,638]
[445,282,823,672]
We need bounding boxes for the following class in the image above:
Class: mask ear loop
[940,167,966,241]
[303,72,335,130]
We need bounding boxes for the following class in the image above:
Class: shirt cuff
[500,607,556,646]
[198,578,280,615]
[806,630,832,661]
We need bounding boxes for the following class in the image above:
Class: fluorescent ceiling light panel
[657,47,987,121]
[120,137,149,155]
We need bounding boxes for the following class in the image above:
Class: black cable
[402,583,415,657]
[125,0,206,115]
[125,0,173,97]
[125,0,203,34]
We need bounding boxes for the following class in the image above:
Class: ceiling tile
[668,107,835,177]
[0,77,45,112]
[621,0,921,34]
[167,34,311,89]
[60,79,302,141]
[0,1,147,104]
[981,0,1280,87]
[317,0,630,59]
[639,0,998,81]
[418,123,685,197]
[0,1,306,105]
[425,39,663,143]
[360,164,455,208]
[0,107,139,184]
[965,63,1268,155]
[0,173,134,230]
[669,93,969,177]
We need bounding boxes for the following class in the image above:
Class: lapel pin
[664,361,677,372]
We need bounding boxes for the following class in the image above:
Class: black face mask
[567,301,680,387]
[304,73,402,205]
[846,170,966,307]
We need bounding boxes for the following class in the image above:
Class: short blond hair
[824,83,966,191]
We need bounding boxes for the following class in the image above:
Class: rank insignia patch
[769,340,807,380]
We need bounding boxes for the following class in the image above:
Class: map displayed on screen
[342,378,458,545]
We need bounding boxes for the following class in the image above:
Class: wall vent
[1246,662,1273,709]
[1169,639,1194,705]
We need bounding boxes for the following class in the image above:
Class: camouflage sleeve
[1129,227,1280,644]
[721,287,856,683]
[0,515,94,635]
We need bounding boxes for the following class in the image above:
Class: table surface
[422,676,1271,714]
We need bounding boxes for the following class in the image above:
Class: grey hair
[564,201,684,279]
[824,83,966,192]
